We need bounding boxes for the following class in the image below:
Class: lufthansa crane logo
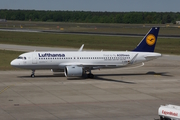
[146,34,156,46]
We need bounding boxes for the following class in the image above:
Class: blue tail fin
[133,27,160,52]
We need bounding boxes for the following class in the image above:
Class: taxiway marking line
[0,85,13,95]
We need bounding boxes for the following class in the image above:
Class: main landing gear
[31,70,35,78]
[85,69,94,78]
[87,73,94,78]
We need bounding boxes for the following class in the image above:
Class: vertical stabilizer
[133,27,159,52]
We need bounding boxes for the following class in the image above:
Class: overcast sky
[1,0,180,12]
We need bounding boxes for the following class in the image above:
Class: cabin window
[17,56,23,59]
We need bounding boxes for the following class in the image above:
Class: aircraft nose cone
[10,60,17,66]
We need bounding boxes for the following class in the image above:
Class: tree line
[0,9,180,24]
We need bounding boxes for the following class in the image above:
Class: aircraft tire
[31,74,35,78]
[88,74,94,78]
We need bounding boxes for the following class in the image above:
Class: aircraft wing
[59,62,124,69]
[129,53,138,64]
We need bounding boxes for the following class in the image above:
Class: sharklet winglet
[78,44,84,52]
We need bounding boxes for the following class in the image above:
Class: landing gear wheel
[31,70,35,78]
[84,69,94,79]
[88,74,94,78]
[31,74,35,78]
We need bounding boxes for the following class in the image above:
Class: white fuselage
[11,51,161,70]
[10,27,161,78]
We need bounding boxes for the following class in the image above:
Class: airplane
[11,27,161,78]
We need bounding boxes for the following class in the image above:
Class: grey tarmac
[0,53,180,120]
[0,28,180,38]
[0,44,78,52]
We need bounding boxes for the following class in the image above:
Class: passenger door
[32,52,37,64]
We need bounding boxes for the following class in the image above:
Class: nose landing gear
[31,70,35,78]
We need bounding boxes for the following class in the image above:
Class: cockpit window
[17,56,23,59]
[24,57,26,60]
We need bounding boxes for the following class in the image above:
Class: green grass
[0,22,179,71]
[156,38,180,54]
[0,31,180,55]
[0,50,23,70]
[0,31,179,70]
[0,31,137,50]
[1,21,180,35]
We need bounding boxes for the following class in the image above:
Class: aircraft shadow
[95,71,173,77]
[81,71,172,84]
[18,74,65,78]
[93,76,136,84]
[18,71,172,84]
[67,76,135,84]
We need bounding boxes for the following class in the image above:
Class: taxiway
[0,54,180,120]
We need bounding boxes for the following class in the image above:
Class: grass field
[0,50,23,70]
[1,21,180,35]
[0,31,179,54]
[0,21,179,70]
[0,35,179,71]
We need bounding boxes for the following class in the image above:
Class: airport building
[176,21,180,24]
[0,19,6,22]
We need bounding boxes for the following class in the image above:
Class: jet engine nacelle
[64,66,83,77]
